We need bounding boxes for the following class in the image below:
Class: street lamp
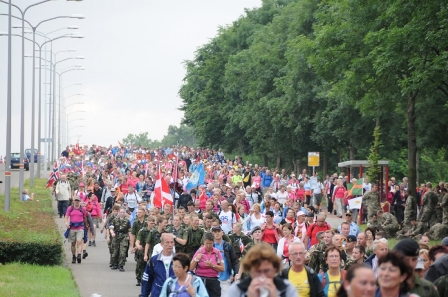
[66,102,84,108]
[0,0,84,200]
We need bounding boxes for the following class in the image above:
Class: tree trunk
[323,152,328,177]
[263,154,269,167]
[407,91,419,199]
[276,157,281,169]
[349,138,356,160]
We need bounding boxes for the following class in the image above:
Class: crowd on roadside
[52,143,448,297]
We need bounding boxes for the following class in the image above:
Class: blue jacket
[141,253,175,297]
[262,174,273,187]
[159,273,209,297]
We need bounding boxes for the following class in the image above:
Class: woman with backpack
[85,192,101,247]
[159,252,208,297]
[318,246,346,297]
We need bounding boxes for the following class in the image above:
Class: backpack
[68,205,88,226]
[320,270,347,289]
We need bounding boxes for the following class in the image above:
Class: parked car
[10,153,29,171]
[25,148,44,163]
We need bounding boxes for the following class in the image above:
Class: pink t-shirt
[193,247,223,278]
[66,206,86,230]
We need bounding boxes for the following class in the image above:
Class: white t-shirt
[245,213,266,231]
[219,210,237,234]
[160,254,173,278]
[314,182,323,194]
[276,191,288,205]
[151,244,176,257]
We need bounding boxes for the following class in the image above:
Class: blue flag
[186,163,205,191]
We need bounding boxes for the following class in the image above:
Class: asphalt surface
[0,162,40,195]
[53,201,141,297]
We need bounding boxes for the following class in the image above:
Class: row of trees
[122,124,197,148]
[179,0,448,195]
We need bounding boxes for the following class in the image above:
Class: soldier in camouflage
[363,184,381,224]
[144,216,167,261]
[185,214,205,259]
[228,222,252,260]
[427,223,448,240]
[396,218,419,239]
[110,207,131,271]
[105,205,120,267]
[441,188,448,225]
[420,183,440,230]
[167,214,188,253]
[135,216,156,283]
[403,189,417,225]
[307,230,333,273]
[377,210,399,238]
[344,244,366,271]
[130,208,146,286]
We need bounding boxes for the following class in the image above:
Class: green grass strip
[0,262,80,297]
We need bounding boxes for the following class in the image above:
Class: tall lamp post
[0,0,77,205]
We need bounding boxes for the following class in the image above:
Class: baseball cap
[345,210,352,216]
[416,257,424,270]
[211,226,222,232]
[297,211,306,217]
[442,237,448,246]
[393,238,420,256]
[79,183,85,187]
[347,235,357,242]
[74,196,81,201]
[110,187,117,192]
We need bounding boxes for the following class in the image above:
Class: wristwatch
[194,258,199,262]
[173,235,177,239]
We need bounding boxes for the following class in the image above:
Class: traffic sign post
[308,152,320,175]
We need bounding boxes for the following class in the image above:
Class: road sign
[40,138,52,143]
[308,152,320,167]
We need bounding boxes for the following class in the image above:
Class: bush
[0,179,63,265]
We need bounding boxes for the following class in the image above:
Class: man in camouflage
[185,214,204,259]
[167,214,188,253]
[367,213,381,230]
[419,182,440,230]
[130,208,146,286]
[403,189,417,225]
[427,223,448,240]
[144,217,167,261]
[307,230,333,273]
[110,207,131,272]
[441,188,448,225]
[396,218,418,239]
[378,210,399,238]
[135,217,156,283]
[362,184,381,223]
[105,205,120,267]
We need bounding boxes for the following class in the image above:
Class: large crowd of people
[54,143,448,297]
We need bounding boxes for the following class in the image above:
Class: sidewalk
[53,200,141,297]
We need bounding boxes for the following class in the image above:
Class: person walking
[141,233,176,297]
[110,207,131,272]
[56,174,72,218]
[65,196,88,264]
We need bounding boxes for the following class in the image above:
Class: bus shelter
[338,160,390,223]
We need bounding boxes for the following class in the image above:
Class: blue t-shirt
[214,242,230,281]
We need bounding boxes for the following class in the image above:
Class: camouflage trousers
[134,250,146,281]
[382,225,399,239]
[427,223,448,240]
[108,240,113,265]
[111,235,128,267]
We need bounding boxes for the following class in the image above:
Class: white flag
[348,196,363,209]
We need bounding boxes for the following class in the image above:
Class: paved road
[0,163,43,195]
[53,201,141,297]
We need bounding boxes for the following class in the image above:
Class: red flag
[46,162,60,188]
[153,167,173,208]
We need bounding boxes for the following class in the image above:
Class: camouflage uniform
[106,212,117,265]
[111,216,131,268]
[396,223,418,239]
[441,193,448,225]
[427,223,448,240]
[403,195,417,224]
[185,227,204,259]
[362,191,381,223]
[167,226,188,253]
[410,274,440,297]
[379,212,399,238]
[136,226,151,279]
[437,193,444,224]
[421,190,439,228]
[145,229,163,258]
[67,172,78,191]
[307,242,328,273]
[131,218,146,282]
[228,232,252,260]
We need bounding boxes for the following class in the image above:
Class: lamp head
[70,14,86,19]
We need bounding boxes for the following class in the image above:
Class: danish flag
[153,167,173,208]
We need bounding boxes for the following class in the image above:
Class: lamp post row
[1,0,84,211]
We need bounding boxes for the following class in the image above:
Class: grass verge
[0,178,63,265]
[0,262,79,297]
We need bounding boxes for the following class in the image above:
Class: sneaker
[111,265,118,270]
[72,255,76,264]
[88,241,92,246]
[77,254,81,264]
[82,252,88,259]
[92,241,96,247]
[109,263,113,268]
[136,280,141,286]
[119,266,125,272]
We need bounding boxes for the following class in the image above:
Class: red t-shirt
[262,227,277,244]
[306,223,331,246]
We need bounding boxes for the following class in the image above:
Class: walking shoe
[109,263,113,268]
[111,265,118,270]
[77,254,81,264]
[136,279,141,286]
[72,255,76,264]
[92,241,96,247]
[119,266,125,272]
[82,252,88,259]
[88,241,92,246]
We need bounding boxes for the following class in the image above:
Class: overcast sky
[0,0,261,157]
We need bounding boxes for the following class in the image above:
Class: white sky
[0,0,262,157]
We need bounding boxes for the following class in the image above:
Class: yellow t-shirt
[288,269,310,297]
[327,273,341,297]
